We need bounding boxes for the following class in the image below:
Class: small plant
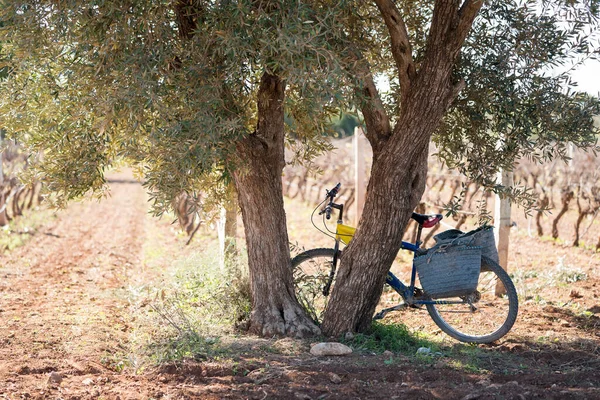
[128,247,252,367]
[551,256,587,284]
[343,322,438,354]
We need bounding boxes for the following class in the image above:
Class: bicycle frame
[327,203,464,309]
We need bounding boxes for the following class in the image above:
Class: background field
[0,146,599,398]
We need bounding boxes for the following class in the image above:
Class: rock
[82,378,94,386]
[47,372,63,385]
[328,372,342,384]
[310,342,352,356]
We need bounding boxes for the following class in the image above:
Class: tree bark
[233,72,320,337]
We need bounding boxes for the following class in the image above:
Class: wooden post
[494,169,513,295]
[353,126,366,226]
[217,206,227,271]
[218,183,238,272]
[0,132,7,226]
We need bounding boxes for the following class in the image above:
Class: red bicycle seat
[411,212,443,228]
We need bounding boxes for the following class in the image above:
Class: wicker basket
[415,245,482,299]
[433,226,499,265]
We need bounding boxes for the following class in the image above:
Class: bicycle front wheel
[425,256,518,343]
[291,248,336,325]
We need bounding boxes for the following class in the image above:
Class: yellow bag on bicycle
[335,224,356,245]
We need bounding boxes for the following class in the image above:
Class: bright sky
[570,59,600,96]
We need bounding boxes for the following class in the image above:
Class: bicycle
[291,183,518,344]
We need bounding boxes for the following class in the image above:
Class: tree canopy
[437,1,600,210]
[0,0,350,213]
[1,1,598,211]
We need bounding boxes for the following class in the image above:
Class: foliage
[1,0,598,216]
[435,1,600,208]
[329,113,360,137]
[0,0,350,214]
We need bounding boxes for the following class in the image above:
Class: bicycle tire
[291,248,337,325]
[425,256,518,343]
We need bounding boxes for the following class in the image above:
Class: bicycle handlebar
[319,183,341,220]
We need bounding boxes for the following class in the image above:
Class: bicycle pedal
[373,311,387,320]
[373,304,407,320]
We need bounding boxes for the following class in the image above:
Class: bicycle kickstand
[373,303,408,320]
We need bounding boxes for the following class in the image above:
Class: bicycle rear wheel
[291,248,336,325]
[425,256,518,343]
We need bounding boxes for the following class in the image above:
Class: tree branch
[373,0,416,98]
[453,0,484,51]
[174,0,200,40]
[255,72,286,150]
[426,0,483,60]
[353,58,392,155]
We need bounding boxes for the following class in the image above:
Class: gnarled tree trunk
[233,72,319,337]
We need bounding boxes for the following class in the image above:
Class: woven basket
[433,226,499,265]
[415,245,482,299]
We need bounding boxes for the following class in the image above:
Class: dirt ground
[1,173,599,400]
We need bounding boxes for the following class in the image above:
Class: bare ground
[1,172,599,400]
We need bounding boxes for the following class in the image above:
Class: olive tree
[0,0,350,337]
[320,0,599,336]
[2,0,598,339]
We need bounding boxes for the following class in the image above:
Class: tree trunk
[322,67,452,335]
[322,144,429,335]
[233,72,319,338]
[321,8,475,334]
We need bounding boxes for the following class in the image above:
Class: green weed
[344,321,438,354]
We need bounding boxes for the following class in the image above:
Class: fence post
[494,169,513,295]
[353,126,366,225]
[218,183,238,272]
[0,132,7,226]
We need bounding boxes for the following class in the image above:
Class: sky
[570,59,600,96]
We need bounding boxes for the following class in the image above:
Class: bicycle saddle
[411,212,443,228]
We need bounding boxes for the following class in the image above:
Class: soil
[1,172,599,400]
